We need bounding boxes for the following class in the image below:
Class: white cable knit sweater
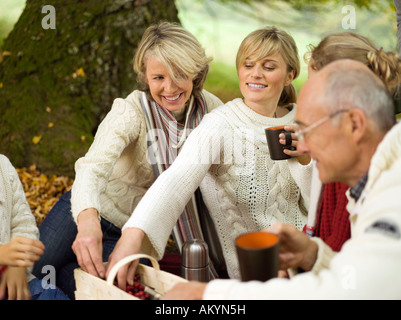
[124,98,312,279]
[71,90,223,228]
[0,154,39,282]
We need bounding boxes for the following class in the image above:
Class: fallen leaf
[32,136,42,144]
[72,67,85,78]
[48,122,54,128]
[0,83,2,88]
[76,67,85,77]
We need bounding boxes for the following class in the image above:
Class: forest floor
[17,165,73,226]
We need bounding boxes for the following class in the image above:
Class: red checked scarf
[140,92,220,278]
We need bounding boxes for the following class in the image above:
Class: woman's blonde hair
[236,26,300,106]
[306,32,401,97]
[133,21,212,99]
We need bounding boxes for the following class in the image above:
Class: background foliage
[1,0,397,103]
[176,0,397,101]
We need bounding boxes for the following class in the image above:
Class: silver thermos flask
[181,239,210,282]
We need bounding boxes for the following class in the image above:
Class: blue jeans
[32,191,121,300]
[29,278,69,300]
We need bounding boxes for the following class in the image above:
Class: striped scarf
[140,92,218,278]
[144,95,205,167]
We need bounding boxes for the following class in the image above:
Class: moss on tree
[0,0,179,176]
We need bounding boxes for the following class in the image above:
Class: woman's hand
[280,125,311,165]
[0,267,30,300]
[0,236,44,267]
[105,228,145,291]
[72,208,105,278]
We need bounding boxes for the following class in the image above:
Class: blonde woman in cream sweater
[31,22,223,299]
[107,26,312,289]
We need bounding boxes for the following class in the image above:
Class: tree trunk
[0,0,179,176]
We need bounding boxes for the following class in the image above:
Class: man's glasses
[294,109,349,142]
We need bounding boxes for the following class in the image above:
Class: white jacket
[0,155,39,281]
[204,121,401,299]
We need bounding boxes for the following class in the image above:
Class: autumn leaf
[32,136,42,144]
[48,122,54,128]
[72,67,85,78]
[0,82,3,88]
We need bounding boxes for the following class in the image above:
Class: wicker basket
[74,253,187,300]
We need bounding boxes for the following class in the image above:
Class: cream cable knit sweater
[71,90,223,228]
[0,155,38,281]
[124,98,312,279]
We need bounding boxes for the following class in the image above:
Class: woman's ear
[285,69,295,86]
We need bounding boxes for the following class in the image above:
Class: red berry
[114,275,151,300]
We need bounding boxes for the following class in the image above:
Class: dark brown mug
[265,126,295,160]
[235,231,279,282]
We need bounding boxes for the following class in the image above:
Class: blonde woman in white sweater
[107,26,312,289]
[32,22,223,299]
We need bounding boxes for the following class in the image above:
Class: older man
[162,59,401,299]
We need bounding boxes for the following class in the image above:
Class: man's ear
[348,108,366,143]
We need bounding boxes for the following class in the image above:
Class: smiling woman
[235,26,299,117]
[238,53,295,117]
[133,22,211,101]
[145,56,193,113]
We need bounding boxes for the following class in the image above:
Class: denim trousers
[32,190,121,300]
[28,278,69,300]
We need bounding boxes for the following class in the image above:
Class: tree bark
[0,0,179,176]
